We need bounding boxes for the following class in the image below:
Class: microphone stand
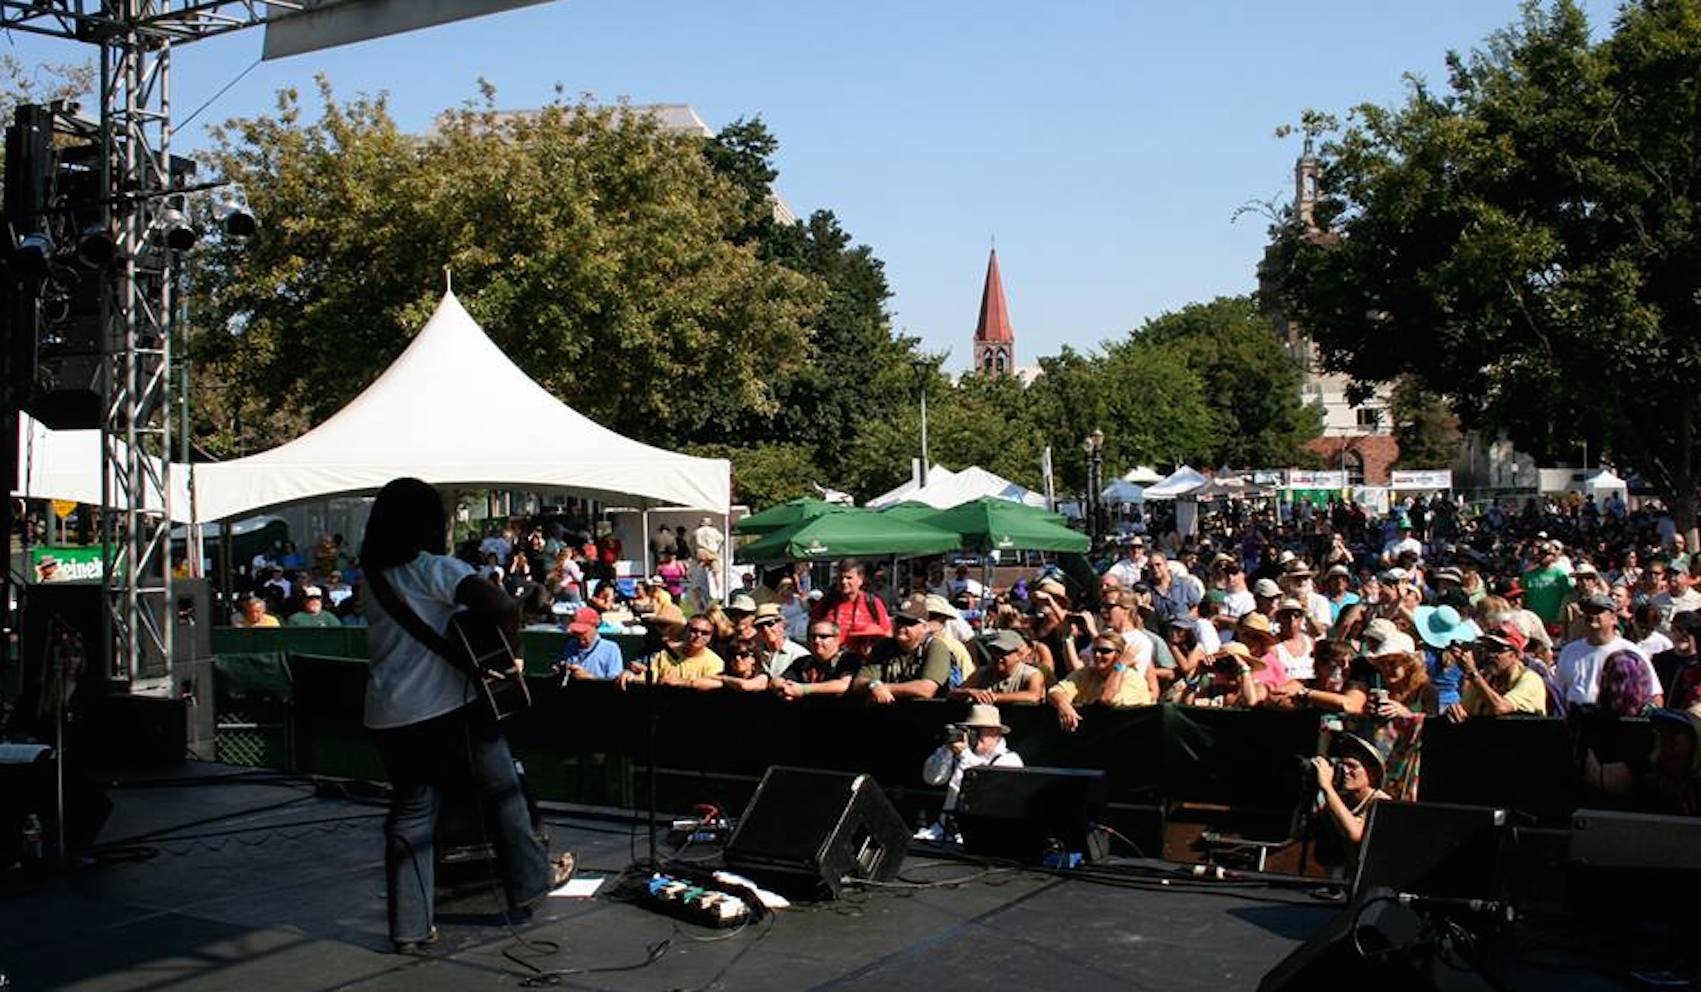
[645,649,659,871]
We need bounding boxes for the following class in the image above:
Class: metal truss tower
[2,1,296,688]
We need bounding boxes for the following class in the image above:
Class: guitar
[445,610,531,721]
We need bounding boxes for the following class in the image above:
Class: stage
[6,759,1673,990]
[0,762,1350,991]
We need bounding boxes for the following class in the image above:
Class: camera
[1213,655,1245,677]
[942,725,968,745]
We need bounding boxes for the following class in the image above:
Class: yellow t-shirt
[235,614,281,628]
[651,648,724,683]
[1049,665,1151,707]
[1461,666,1547,716]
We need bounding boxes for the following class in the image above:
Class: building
[1260,144,1398,485]
[972,248,1016,376]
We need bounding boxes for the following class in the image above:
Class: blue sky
[12,0,1620,369]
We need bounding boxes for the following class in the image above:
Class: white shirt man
[1651,570,1701,633]
[1556,594,1663,704]
[1382,528,1423,563]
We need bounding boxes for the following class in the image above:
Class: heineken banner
[29,546,104,583]
[1286,469,1347,489]
[1389,469,1453,491]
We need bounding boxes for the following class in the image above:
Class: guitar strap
[366,565,465,675]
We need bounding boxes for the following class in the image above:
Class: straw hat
[958,703,1009,733]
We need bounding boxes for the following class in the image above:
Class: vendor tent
[1142,466,1208,500]
[735,496,850,535]
[1584,469,1628,495]
[191,292,729,519]
[734,510,960,564]
[1122,466,1164,484]
[918,497,1087,553]
[866,465,955,509]
[888,465,1046,510]
[1100,479,1146,504]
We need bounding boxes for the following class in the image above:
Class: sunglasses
[1091,646,1118,655]
[808,631,837,640]
[686,628,713,637]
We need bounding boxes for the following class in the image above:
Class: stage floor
[0,762,1355,991]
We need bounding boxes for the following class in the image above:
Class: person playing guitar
[359,477,571,954]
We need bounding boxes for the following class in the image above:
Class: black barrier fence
[213,653,1651,835]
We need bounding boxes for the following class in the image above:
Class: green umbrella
[918,496,1089,553]
[734,496,849,535]
[734,509,961,564]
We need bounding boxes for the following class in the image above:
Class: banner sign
[1286,469,1347,489]
[29,545,104,583]
[1389,469,1453,490]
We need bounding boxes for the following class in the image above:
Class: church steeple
[972,247,1016,376]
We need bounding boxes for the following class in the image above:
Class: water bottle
[22,814,43,862]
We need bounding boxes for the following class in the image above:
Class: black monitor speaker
[1354,801,1510,903]
[956,765,1108,863]
[723,766,908,900]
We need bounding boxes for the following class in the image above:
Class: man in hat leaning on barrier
[916,703,1025,843]
[1309,732,1391,875]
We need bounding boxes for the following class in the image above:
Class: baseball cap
[1252,578,1281,599]
[925,594,961,620]
[301,585,324,599]
[1580,592,1616,613]
[980,629,1025,655]
[725,594,757,615]
[567,607,601,634]
[894,594,931,623]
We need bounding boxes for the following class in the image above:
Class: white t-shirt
[1221,589,1255,620]
[363,551,478,729]
[1192,617,1221,655]
[1555,635,1662,705]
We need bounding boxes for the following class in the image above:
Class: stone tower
[972,248,1016,375]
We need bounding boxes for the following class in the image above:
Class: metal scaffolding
[1,1,296,688]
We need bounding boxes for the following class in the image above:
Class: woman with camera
[1309,733,1390,874]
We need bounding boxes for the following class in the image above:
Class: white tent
[866,465,956,509]
[1584,469,1628,494]
[14,413,190,518]
[1122,465,1164,485]
[1100,479,1146,504]
[893,465,1046,510]
[191,292,730,520]
[1142,465,1208,500]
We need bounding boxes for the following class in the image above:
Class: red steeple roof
[974,248,1015,343]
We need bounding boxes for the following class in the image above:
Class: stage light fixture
[157,205,198,252]
[214,191,257,238]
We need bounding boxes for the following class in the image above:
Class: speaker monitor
[1257,887,1495,992]
[956,765,1108,863]
[724,766,909,900]
[1354,801,1509,902]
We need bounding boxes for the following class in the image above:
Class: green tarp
[916,497,1089,553]
[734,496,850,535]
[733,509,961,564]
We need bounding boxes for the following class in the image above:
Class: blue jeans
[372,704,550,943]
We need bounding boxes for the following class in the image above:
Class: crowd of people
[231,488,1701,830]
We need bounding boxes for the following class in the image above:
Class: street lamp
[1084,429,1105,548]
[912,359,932,487]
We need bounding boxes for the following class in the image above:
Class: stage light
[157,205,198,251]
[214,191,257,238]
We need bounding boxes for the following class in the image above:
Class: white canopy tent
[190,292,730,520]
[1100,479,1146,504]
[1583,469,1628,495]
[1141,465,1208,500]
[866,465,955,509]
[1122,465,1164,485]
[886,465,1046,510]
[14,413,190,518]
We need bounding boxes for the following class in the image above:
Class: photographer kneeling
[1308,732,1390,877]
[916,704,1024,843]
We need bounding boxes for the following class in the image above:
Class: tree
[702,120,923,484]
[190,80,821,457]
[685,441,821,509]
[1270,1,1701,527]
[1114,296,1321,468]
[1389,376,1462,469]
